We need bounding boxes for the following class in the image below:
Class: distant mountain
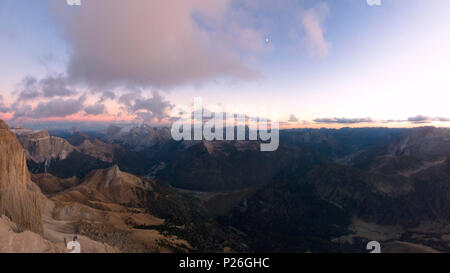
[69,131,158,176]
[13,129,75,164]
[13,128,111,177]
[104,124,172,152]
[157,139,325,191]
[13,129,156,179]
[67,132,115,162]
[154,128,406,192]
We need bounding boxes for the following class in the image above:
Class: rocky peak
[75,164,149,206]
[0,120,9,130]
[67,132,94,146]
[105,124,171,151]
[0,120,44,233]
[15,129,75,163]
[104,164,122,188]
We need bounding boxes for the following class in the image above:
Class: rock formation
[1,120,120,253]
[13,129,75,164]
[0,120,44,233]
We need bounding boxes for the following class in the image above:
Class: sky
[1,0,450,129]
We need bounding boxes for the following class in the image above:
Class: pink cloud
[294,3,330,58]
[51,0,263,89]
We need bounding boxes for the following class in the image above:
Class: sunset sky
[1,0,450,129]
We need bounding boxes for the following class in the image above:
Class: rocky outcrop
[0,120,44,233]
[14,129,75,164]
[31,173,80,195]
[0,216,60,253]
[0,215,120,253]
[49,165,196,253]
[56,165,150,206]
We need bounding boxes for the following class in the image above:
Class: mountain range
[1,121,449,253]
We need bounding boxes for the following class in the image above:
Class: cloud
[119,91,172,122]
[407,115,450,124]
[84,103,107,115]
[408,115,432,124]
[118,91,141,108]
[51,0,263,89]
[0,95,10,113]
[40,74,77,98]
[297,4,330,58]
[134,111,156,123]
[380,119,405,123]
[11,105,32,120]
[0,106,9,113]
[314,117,373,124]
[98,91,116,102]
[288,113,299,122]
[14,75,77,103]
[434,117,450,122]
[7,75,86,121]
[15,76,40,102]
[28,96,86,119]
[132,95,172,119]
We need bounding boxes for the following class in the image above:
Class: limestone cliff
[0,120,44,233]
[14,129,75,164]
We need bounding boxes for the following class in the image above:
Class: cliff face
[0,120,44,233]
[14,129,75,164]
